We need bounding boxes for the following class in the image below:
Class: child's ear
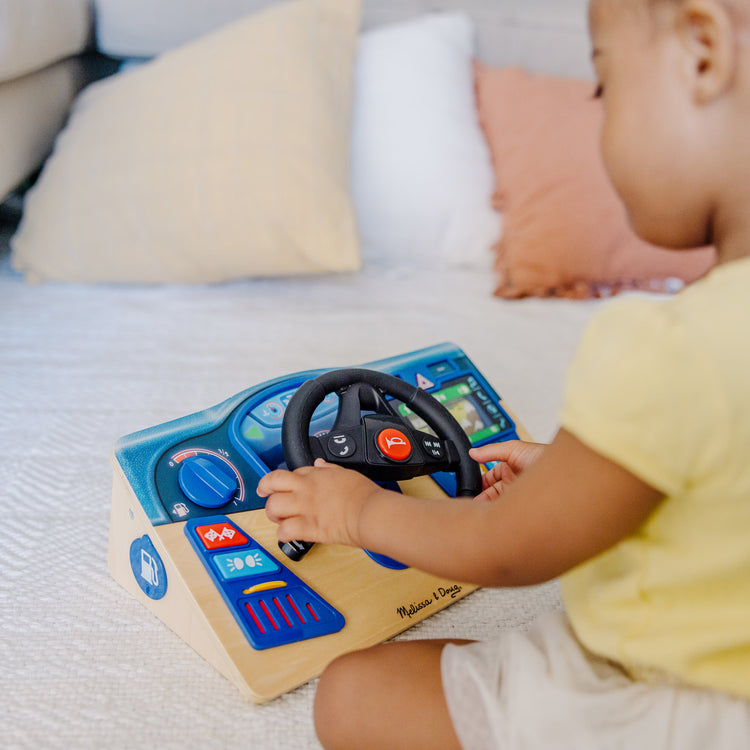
[676,0,735,103]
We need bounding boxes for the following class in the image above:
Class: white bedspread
[0,231,603,748]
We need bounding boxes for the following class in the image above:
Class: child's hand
[469,440,547,501]
[257,459,385,549]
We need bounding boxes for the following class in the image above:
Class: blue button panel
[185,516,345,650]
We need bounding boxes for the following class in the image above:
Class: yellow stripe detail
[242,580,287,594]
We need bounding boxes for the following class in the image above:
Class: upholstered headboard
[94,0,593,78]
[0,0,593,206]
[364,0,591,76]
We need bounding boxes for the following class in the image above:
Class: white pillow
[0,0,91,82]
[11,0,362,283]
[351,13,500,270]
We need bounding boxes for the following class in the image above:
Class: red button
[377,428,412,461]
[195,522,248,550]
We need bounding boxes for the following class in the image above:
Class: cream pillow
[0,59,86,200]
[12,0,361,283]
[0,0,91,82]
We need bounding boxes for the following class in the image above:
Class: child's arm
[257,429,663,587]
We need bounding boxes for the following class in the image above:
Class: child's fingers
[474,483,504,502]
[257,466,315,497]
[471,440,547,475]
[264,491,303,523]
[470,442,522,464]
[481,462,506,491]
[276,516,314,544]
[257,469,292,497]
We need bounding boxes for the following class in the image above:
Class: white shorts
[441,612,750,750]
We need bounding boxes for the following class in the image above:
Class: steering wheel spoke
[331,383,402,431]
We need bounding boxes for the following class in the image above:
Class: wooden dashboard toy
[108,343,531,703]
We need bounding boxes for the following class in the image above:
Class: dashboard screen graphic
[396,376,511,445]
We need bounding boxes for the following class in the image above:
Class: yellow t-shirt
[559,258,750,700]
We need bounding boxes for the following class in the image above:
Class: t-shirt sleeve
[559,298,726,496]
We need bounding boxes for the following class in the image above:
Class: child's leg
[314,639,471,750]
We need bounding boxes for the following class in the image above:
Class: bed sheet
[0,231,603,749]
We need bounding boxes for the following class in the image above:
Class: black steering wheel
[279,368,482,560]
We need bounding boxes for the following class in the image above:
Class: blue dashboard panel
[114,343,518,527]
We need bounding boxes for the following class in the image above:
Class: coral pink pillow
[475,65,716,298]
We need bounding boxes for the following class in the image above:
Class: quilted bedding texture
[0,227,602,748]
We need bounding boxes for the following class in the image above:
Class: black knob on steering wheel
[279,368,482,560]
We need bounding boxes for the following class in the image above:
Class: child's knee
[314,651,367,748]
[316,650,362,708]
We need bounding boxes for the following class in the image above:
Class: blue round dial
[178,454,239,508]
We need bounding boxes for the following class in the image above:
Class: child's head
[589,0,750,257]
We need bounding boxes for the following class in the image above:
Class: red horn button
[376,428,412,461]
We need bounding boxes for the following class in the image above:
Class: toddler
[257,0,750,747]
